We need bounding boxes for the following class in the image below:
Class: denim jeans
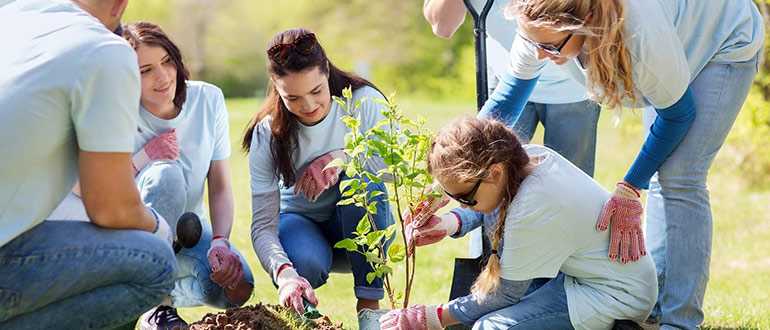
[471,274,573,330]
[137,162,254,308]
[0,221,176,329]
[278,176,394,300]
[643,54,759,329]
[513,100,601,177]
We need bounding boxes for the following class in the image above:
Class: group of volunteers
[0,0,763,329]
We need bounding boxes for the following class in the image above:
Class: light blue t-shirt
[0,0,140,247]
[134,81,231,218]
[469,0,587,104]
[509,0,764,109]
[500,145,657,330]
[249,86,387,222]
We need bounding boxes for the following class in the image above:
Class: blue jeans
[472,274,573,330]
[137,162,254,308]
[513,100,600,177]
[278,176,394,300]
[643,54,759,329]
[0,221,176,329]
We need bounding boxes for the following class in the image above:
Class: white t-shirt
[134,81,231,217]
[468,0,587,104]
[508,0,764,108]
[0,0,140,246]
[249,86,387,221]
[500,145,658,329]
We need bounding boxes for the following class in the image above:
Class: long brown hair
[428,117,531,299]
[122,22,190,110]
[507,0,635,108]
[241,28,379,188]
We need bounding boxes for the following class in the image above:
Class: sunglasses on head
[267,33,317,64]
[518,32,572,56]
[443,179,483,207]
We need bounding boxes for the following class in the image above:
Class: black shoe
[612,320,644,330]
[139,305,188,330]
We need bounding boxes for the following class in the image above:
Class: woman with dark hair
[122,22,254,329]
[244,28,393,326]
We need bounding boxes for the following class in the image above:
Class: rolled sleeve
[449,207,484,238]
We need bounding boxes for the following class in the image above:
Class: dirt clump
[189,303,344,330]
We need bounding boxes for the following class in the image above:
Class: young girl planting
[381,117,658,329]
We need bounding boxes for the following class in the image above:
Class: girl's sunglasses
[267,33,317,64]
[443,179,483,206]
[518,32,572,56]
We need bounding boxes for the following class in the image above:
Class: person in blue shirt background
[482,0,764,329]
[424,0,600,177]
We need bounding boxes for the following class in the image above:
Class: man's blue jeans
[513,100,600,177]
[137,162,254,308]
[278,176,394,300]
[0,221,176,329]
[643,54,759,330]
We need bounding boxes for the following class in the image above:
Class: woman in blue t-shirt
[122,22,255,328]
[479,1,763,328]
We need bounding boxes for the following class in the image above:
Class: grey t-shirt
[0,0,140,246]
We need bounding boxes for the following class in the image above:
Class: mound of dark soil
[189,303,344,330]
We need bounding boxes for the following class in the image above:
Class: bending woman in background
[243,28,393,328]
[479,1,763,328]
[381,117,658,330]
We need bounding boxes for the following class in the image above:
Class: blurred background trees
[124,0,770,187]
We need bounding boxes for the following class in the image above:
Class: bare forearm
[79,151,156,231]
[207,159,235,238]
[423,0,467,38]
[209,186,234,238]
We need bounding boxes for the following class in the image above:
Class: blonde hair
[428,117,531,299]
[507,0,635,108]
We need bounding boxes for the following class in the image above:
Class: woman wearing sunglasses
[243,28,394,325]
[380,117,658,330]
[476,1,763,328]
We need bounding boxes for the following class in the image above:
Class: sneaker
[139,305,189,330]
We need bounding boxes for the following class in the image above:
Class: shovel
[447,2,495,329]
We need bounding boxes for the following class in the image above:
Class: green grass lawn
[177,97,770,329]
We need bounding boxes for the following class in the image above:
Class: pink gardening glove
[410,191,451,228]
[406,212,460,255]
[132,129,179,172]
[596,182,646,263]
[379,305,442,330]
[295,150,346,202]
[276,266,318,314]
[207,237,244,289]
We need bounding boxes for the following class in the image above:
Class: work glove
[596,181,646,263]
[132,129,179,172]
[276,266,318,314]
[379,304,442,330]
[409,190,450,227]
[208,237,244,289]
[295,150,346,202]
[406,212,460,254]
